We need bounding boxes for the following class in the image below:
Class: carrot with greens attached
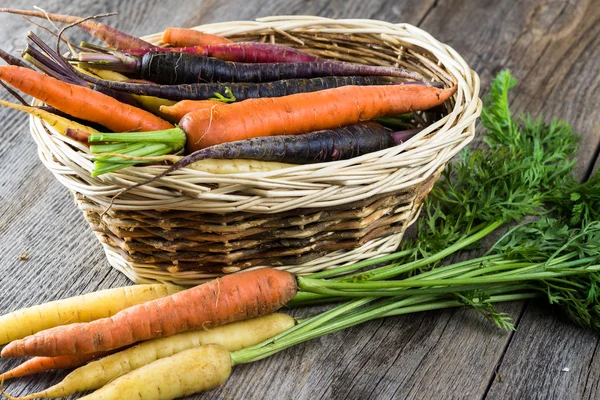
[1,268,297,357]
[79,73,401,102]
[87,82,453,176]
[11,314,294,399]
[0,284,181,345]
[0,66,173,132]
[120,123,419,166]
[122,42,325,63]
[162,27,233,46]
[0,8,152,50]
[0,351,113,381]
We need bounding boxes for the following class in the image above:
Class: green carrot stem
[89,142,146,153]
[92,147,175,176]
[298,264,600,294]
[88,127,186,147]
[93,143,173,163]
[306,248,414,279]
[380,292,540,318]
[231,291,531,365]
[356,220,505,282]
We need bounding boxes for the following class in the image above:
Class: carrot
[0,66,173,132]
[87,83,453,177]
[0,284,181,345]
[77,344,232,400]
[180,83,454,150]
[81,73,401,102]
[0,8,152,50]
[123,42,325,63]
[0,351,112,381]
[1,268,297,357]
[162,27,233,47]
[107,123,420,169]
[159,99,227,121]
[12,314,294,399]
[0,100,97,143]
[138,52,423,84]
[185,158,297,173]
[86,68,177,121]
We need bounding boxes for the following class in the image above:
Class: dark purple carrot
[142,52,424,84]
[0,8,152,50]
[80,51,424,85]
[122,42,325,63]
[90,123,421,169]
[73,72,403,101]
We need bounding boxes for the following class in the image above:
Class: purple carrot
[72,70,404,101]
[122,42,325,63]
[89,123,421,180]
[136,52,424,85]
[0,8,152,50]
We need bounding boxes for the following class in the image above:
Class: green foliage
[399,70,579,263]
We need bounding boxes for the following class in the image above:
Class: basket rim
[30,16,481,214]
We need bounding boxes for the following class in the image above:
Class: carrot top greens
[284,70,599,331]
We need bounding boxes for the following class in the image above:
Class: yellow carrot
[0,284,182,345]
[11,314,294,399]
[186,158,297,173]
[80,344,232,400]
[0,100,97,137]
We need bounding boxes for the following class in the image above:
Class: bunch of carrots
[0,9,462,399]
[0,8,455,180]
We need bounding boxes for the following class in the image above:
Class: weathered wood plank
[486,301,600,400]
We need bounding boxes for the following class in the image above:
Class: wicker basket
[30,16,481,286]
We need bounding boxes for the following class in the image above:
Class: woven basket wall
[30,16,481,286]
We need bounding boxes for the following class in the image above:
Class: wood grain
[0,1,599,399]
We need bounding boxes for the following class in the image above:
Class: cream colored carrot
[11,314,294,399]
[0,284,182,345]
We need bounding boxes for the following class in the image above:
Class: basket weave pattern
[30,17,481,285]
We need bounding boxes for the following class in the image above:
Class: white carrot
[79,344,232,400]
[9,313,294,399]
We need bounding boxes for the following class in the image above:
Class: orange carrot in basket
[0,8,152,50]
[0,66,173,132]
[87,82,455,177]
[1,268,297,357]
[182,82,456,150]
[0,351,112,381]
[159,99,226,121]
[162,27,233,47]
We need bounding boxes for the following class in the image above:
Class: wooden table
[1,1,599,398]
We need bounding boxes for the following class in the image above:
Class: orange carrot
[0,351,111,381]
[160,99,225,122]
[1,268,297,357]
[0,66,172,132]
[180,83,456,151]
[162,27,233,47]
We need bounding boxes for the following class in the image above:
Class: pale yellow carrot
[11,314,294,399]
[0,284,182,345]
[80,344,232,400]
[0,100,98,137]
